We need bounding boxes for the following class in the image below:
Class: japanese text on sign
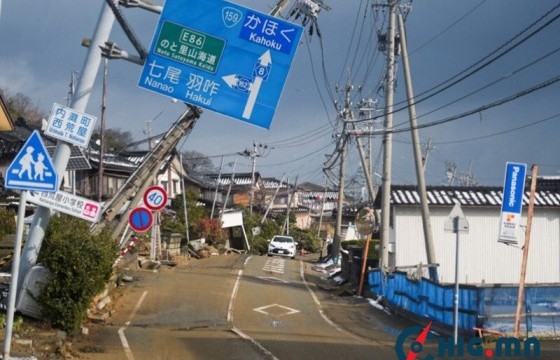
[155,21,225,74]
[239,10,299,54]
[27,190,101,223]
[45,103,97,148]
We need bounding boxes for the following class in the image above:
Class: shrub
[0,208,16,239]
[37,214,118,332]
[290,227,321,253]
[341,239,379,258]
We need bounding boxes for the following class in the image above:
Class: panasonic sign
[498,162,527,245]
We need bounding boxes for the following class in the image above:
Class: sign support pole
[514,164,538,338]
[453,216,460,346]
[2,191,28,359]
[18,2,116,294]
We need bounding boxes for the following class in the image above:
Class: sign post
[138,0,302,129]
[2,191,28,359]
[514,165,538,337]
[3,130,58,358]
[444,203,469,346]
[143,185,168,261]
[355,207,376,296]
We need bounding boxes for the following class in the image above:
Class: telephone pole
[398,11,437,281]
[239,142,269,214]
[331,83,352,262]
[379,0,397,272]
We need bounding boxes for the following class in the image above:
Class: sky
[1,0,559,196]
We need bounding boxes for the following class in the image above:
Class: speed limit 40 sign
[143,185,168,211]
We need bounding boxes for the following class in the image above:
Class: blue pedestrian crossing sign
[5,130,58,192]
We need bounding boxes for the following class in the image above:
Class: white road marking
[253,303,300,317]
[118,290,148,360]
[229,256,279,359]
[231,327,280,360]
[299,261,362,341]
[263,257,285,274]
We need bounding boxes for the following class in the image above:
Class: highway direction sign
[138,0,302,129]
[129,207,153,233]
[143,185,168,211]
[5,130,58,192]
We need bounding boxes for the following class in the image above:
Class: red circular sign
[143,185,168,211]
[128,207,153,232]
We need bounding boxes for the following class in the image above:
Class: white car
[267,235,297,259]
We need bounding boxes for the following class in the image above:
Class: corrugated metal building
[375,178,560,284]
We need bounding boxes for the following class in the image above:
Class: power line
[374,72,560,135]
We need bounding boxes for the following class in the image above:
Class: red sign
[128,207,153,232]
[143,185,168,211]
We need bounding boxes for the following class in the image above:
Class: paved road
[74,254,560,359]
[74,254,401,359]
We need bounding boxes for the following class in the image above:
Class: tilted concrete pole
[17,2,116,293]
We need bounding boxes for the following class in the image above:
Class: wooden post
[357,233,372,296]
[513,164,538,338]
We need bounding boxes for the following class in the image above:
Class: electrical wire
[409,0,488,55]
[356,1,560,125]
[375,72,560,135]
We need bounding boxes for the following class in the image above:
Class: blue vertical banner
[498,162,527,244]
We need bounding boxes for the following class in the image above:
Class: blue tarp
[368,269,560,336]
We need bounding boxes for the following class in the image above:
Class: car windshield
[272,237,293,243]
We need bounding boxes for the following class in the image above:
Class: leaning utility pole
[379,0,397,271]
[398,12,437,282]
[98,58,108,202]
[332,83,351,261]
[18,3,117,294]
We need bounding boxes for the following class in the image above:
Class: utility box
[17,265,50,319]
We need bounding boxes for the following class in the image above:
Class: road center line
[229,256,278,359]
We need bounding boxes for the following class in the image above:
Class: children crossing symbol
[5,130,58,192]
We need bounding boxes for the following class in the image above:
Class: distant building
[374,180,560,284]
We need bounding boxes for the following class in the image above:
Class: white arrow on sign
[243,50,272,119]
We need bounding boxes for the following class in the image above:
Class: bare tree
[182,150,215,173]
[0,88,46,127]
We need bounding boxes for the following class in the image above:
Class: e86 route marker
[128,207,153,233]
[143,185,168,211]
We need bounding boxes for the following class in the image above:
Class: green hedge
[37,214,118,332]
[341,239,379,259]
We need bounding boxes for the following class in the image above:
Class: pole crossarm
[105,0,148,60]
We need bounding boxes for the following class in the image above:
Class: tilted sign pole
[514,165,538,338]
[18,2,116,294]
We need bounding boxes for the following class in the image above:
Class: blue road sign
[138,0,303,129]
[5,130,58,192]
[129,207,153,233]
